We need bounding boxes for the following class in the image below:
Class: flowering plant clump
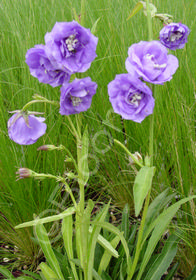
[8,112,47,145]
[159,22,190,50]
[44,21,98,74]
[60,77,97,115]
[108,74,154,122]
[25,45,70,87]
[125,40,179,84]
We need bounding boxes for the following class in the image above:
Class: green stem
[127,2,154,279]
[61,179,78,209]
[67,115,80,139]
[80,0,86,26]
[114,139,144,168]
[22,99,58,112]
[146,0,154,167]
[127,191,151,280]
[149,85,155,167]
[146,0,153,41]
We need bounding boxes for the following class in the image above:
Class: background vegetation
[0,0,195,277]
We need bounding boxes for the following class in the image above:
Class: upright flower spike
[44,21,98,74]
[25,45,70,87]
[159,23,190,50]
[108,74,155,123]
[8,112,47,145]
[60,77,97,115]
[125,40,179,84]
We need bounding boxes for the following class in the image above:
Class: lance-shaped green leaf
[136,195,196,280]
[133,166,155,217]
[98,235,120,274]
[143,235,178,280]
[0,265,14,278]
[87,203,110,280]
[62,215,79,280]
[35,224,64,280]
[15,207,75,229]
[39,262,59,280]
[71,259,103,280]
[164,262,179,280]
[144,189,176,234]
[79,199,94,274]
[127,2,143,20]
[91,17,101,34]
[91,221,132,275]
[89,227,119,258]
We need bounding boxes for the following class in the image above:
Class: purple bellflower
[60,77,97,115]
[44,21,98,74]
[125,41,179,84]
[108,74,155,123]
[8,112,47,145]
[159,23,190,50]
[25,45,70,87]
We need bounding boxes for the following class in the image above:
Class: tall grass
[0,0,196,276]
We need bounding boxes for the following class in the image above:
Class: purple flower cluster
[108,21,190,123]
[159,23,190,50]
[108,40,179,122]
[8,21,98,145]
[26,21,98,87]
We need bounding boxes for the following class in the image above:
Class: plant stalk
[127,1,154,279]
[80,0,86,26]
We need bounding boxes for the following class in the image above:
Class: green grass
[0,0,196,276]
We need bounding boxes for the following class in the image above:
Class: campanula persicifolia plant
[6,0,195,279]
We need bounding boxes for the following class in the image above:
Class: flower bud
[129,152,143,165]
[16,168,33,180]
[37,144,57,151]
[65,172,77,180]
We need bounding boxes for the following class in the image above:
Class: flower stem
[80,0,86,26]
[146,0,153,41]
[67,115,80,139]
[149,85,155,166]
[127,191,151,280]
[21,99,59,112]
[114,139,144,168]
[128,2,155,279]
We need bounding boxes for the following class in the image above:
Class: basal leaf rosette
[25,45,70,87]
[108,74,155,123]
[8,112,47,145]
[45,21,98,74]
[60,77,97,115]
[159,22,190,50]
[125,41,179,84]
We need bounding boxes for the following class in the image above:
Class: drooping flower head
[125,41,179,84]
[25,45,70,87]
[159,23,190,50]
[8,112,47,145]
[60,77,97,115]
[45,21,98,74]
[108,74,155,123]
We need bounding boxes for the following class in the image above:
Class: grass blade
[35,224,64,280]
